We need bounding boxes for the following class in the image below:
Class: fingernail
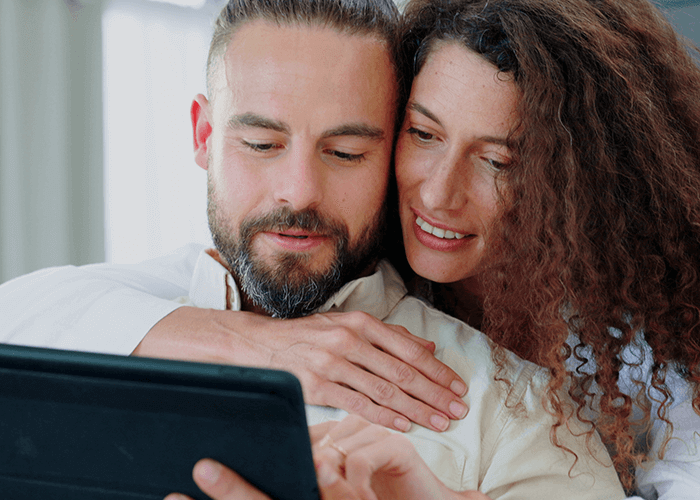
[165,495,188,500]
[451,380,467,396]
[394,417,411,432]
[195,460,222,485]
[450,400,468,419]
[317,462,341,487]
[430,414,449,431]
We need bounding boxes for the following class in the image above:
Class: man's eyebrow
[408,101,510,147]
[322,123,385,141]
[227,113,290,134]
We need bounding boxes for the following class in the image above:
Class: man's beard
[207,183,387,319]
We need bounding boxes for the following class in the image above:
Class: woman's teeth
[416,217,465,240]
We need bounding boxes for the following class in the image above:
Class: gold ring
[319,434,348,457]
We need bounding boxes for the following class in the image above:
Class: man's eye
[242,141,278,152]
[407,127,435,142]
[326,150,365,163]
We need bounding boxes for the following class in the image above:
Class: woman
[392,0,700,494]
[168,0,700,498]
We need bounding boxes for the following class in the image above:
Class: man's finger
[384,323,436,353]
[336,347,467,430]
[316,378,415,431]
[164,494,194,500]
[367,324,467,397]
[316,462,363,500]
[192,459,271,500]
[309,420,338,444]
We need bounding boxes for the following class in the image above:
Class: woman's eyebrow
[409,101,509,146]
[407,101,442,127]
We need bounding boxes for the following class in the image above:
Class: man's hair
[206,0,401,99]
[401,0,700,491]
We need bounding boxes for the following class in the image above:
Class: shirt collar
[187,248,407,320]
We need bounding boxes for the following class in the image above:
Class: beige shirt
[178,249,625,499]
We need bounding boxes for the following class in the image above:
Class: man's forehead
[209,19,395,102]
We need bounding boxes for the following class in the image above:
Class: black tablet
[0,343,319,500]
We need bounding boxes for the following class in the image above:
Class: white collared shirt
[7,244,690,497]
[170,248,624,498]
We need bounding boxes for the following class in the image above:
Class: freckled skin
[396,43,519,290]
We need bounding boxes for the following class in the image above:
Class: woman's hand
[310,415,492,500]
[136,307,468,432]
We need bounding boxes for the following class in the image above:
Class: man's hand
[134,307,467,432]
[310,416,492,500]
[163,459,492,500]
[164,457,362,500]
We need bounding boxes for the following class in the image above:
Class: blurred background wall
[0,0,699,284]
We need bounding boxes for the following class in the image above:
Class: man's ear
[191,94,212,170]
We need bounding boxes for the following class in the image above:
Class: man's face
[192,21,397,317]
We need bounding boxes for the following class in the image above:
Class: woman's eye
[483,157,509,170]
[407,127,435,142]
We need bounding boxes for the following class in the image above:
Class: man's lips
[261,230,329,251]
[277,230,315,239]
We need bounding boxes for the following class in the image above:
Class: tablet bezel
[0,343,319,500]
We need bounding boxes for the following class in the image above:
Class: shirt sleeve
[480,366,626,500]
[635,373,700,500]
[0,244,202,355]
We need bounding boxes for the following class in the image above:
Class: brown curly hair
[399,0,700,491]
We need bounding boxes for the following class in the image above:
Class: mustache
[239,207,347,239]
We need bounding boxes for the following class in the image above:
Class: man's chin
[261,252,337,280]
[239,254,344,319]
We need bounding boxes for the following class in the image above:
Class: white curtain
[0,0,104,283]
[102,0,217,265]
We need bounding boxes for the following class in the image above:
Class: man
[0,0,624,497]
[2,0,465,436]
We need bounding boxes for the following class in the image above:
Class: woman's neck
[434,278,485,330]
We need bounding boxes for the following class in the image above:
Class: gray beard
[208,184,386,318]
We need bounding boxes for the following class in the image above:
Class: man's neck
[205,248,269,315]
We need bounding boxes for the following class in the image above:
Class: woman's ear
[191,94,213,170]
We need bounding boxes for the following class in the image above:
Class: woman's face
[396,42,519,287]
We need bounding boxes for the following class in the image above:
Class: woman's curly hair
[399,0,700,490]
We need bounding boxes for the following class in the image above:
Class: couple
[2,0,699,498]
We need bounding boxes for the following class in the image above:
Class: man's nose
[273,146,324,211]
